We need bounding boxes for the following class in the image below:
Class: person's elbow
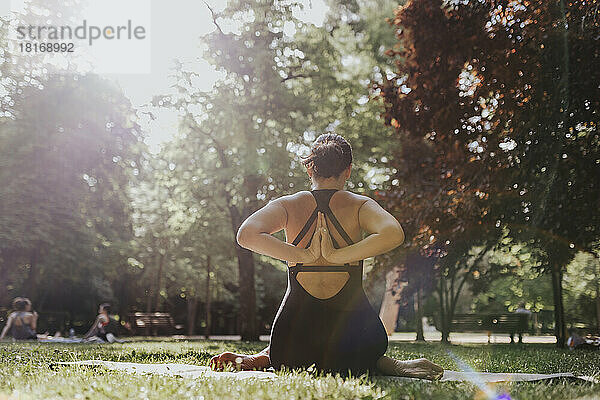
[381,222,405,247]
[236,223,255,249]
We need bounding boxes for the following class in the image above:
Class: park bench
[127,312,183,336]
[450,313,530,343]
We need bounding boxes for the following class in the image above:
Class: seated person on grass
[0,297,38,341]
[210,134,443,380]
[567,328,600,350]
[84,303,121,343]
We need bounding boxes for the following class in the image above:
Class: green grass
[1,340,599,399]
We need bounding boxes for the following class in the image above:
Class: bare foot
[209,352,271,371]
[376,356,444,381]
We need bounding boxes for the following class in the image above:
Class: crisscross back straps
[291,209,318,246]
[290,189,356,268]
[290,189,354,246]
[324,208,354,246]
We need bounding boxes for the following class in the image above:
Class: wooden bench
[127,312,183,336]
[451,313,530,343]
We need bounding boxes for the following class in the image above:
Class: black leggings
[269,265,388,375]
[269,189,388,375]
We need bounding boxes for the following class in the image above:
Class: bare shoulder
[270,190,372,208]
[270,191,312,206]
[338,190,372,207]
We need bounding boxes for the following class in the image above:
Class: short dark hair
[301,134,353,178]
[99,303,111,313]
[12,297,31,311]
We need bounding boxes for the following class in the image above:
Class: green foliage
[3,0,597,343]
[563,250,600,327]
[0,74,142,317]
[148,0,411,337]
[0,0,411,334]
[472,265,553,313]
[379,0,600,344]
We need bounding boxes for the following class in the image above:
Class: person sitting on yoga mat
[84,303,121,343]
[210,133,444,380]
[0,297,38,341]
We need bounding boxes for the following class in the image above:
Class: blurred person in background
[0,297,38,341]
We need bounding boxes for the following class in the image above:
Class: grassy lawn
[1,340,599,399]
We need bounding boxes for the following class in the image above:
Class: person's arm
[30,311,38,331]
[83,316,101,339]
[236,198,322,264]
[0,314,14,340]
[320,198,405,264]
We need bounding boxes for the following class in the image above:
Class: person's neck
[312,180,344,191]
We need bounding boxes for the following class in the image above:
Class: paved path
[388,332,557,344]
[173,332,557,344]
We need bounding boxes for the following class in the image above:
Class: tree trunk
[145,289,153,312]
[415,287,425,341]
[117,268,134,317]
[208,141,259,341]
[0,263,6,307]
[0,250,12,307]
[205,255,212,338]
[26,248,39,301]
[551,262,566,347]
[379,266,401,336]
[596,282,600,333]
[439,277,450,343]
[187,296,198,336]
[595,256,600,333]
[235,246,258,340]
[441,329,449,343]
[596,277,600,333]
[229,205,258,341]
[155,252,165,311]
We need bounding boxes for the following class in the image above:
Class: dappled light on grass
[446,349,508,400]
[0,341,598,399]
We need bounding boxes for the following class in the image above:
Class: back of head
[100,303,111,314]
[301,134,353,179]
[12,297,30,312]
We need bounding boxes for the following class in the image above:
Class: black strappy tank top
[269,189,388,375]
[289,188,361,273]
[10,312,37,340]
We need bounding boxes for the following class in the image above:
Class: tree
[403,250,437,341]
[379,0,600,346]
[153,0,317,339]
[154,0,403,338]
[0,0,143,322]
[563,248,600,331]
[0,74,141,316]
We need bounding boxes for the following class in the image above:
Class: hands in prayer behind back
[300,212,342,264]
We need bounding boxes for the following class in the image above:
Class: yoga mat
[58,361,277,380]
[38,337,84,343]
[38,338,117,344]
[58,361,597,383]
[390,370,597,383]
